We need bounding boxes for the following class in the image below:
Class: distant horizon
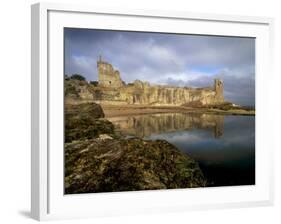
[65,28,255,106]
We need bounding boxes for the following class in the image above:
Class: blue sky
[64,28,255,106]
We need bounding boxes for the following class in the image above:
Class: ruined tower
[214,79,224,103]
[97,56,124,88]
[93,58,224,105]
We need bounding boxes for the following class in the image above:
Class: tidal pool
[108,113,255,187]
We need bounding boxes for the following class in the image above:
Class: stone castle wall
[94,59,224,106]
[97,58,124,88]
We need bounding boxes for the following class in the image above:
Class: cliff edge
[65,59,224,106]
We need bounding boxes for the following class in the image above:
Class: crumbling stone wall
[114,81,223,106]
[215,79,224,102]
[93,59,224,106]
[97,58,124,88]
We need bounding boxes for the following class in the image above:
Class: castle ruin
[94,58,224,106]
[97,56,124,88]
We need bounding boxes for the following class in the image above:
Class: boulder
[65,103,115,142]
[65,102,104,120]
[65,138,206,194]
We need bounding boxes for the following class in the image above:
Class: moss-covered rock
[65,79,99,102]
[65,102,105,120]
[64,101,207,193]
[65,103,115,142]
[65,138,206,194]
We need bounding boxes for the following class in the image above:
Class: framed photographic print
[31,2,274,221]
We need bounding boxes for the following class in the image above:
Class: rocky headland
[64,58,254,116]
[65,77,255,117]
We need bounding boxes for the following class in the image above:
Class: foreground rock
[65,138,206,194]
[64,102,207,193]
[65,103,115,142]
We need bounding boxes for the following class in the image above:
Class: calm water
[108,113,255,187]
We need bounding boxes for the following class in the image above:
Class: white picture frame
[31,2,274,221]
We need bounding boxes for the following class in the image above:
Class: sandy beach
[101,104,255,118]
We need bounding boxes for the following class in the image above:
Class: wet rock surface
[65,102,206,194]
[65,138,206,194]
[65,103,115,142]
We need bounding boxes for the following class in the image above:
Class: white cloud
[64,28,255,106]
[72,55,95,69]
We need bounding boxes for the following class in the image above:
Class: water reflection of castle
[108,113,224,138]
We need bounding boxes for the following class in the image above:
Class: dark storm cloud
[64,28,255,106]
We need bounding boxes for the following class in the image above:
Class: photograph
[64,28,255,194]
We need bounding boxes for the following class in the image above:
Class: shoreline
[65,102,207,193]
[101,104,255,118]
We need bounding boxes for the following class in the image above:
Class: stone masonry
[97,56,124,88]
[94,59,224,106]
